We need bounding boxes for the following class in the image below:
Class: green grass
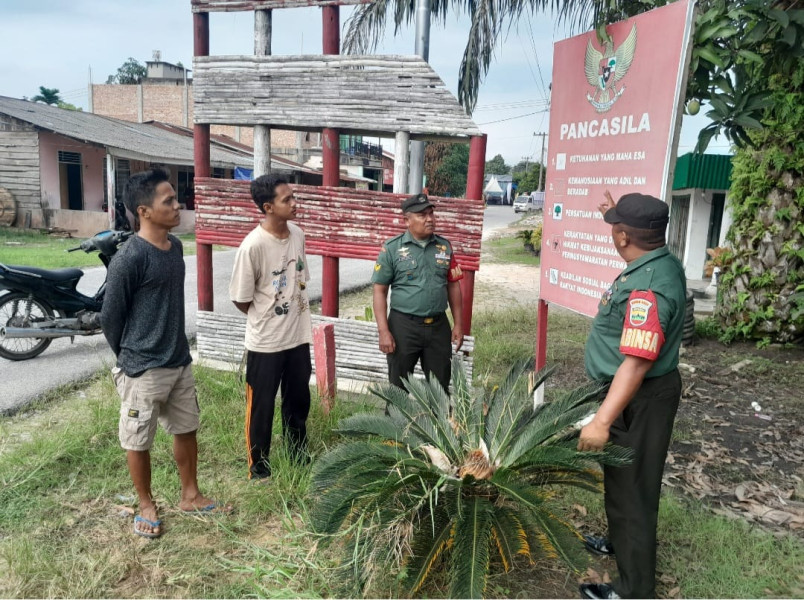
[0,228,200,268]
[0,365,372,598]
[2,284,803,596]
[482,235,541,266]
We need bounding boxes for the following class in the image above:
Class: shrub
[309,358,630,598]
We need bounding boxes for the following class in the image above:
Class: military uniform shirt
[585,247,686,381]
[371,231,463,317]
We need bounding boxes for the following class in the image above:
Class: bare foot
[179,494,233,514]
[134,503,162,538]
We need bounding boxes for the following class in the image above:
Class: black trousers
[387,309,451,393]
[604,369,682,598]
[245,343,311,478]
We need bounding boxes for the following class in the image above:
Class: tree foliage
[106,57,147,85]
[513,162,547,192]
[424,142,470,197]
[309,358,631,598]
[31,86,61,105]
[596,0,804,152]
[343,0,607,113]
[716,62,804,345]
[485,153,510,175]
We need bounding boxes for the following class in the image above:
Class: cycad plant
[309,358,631,598]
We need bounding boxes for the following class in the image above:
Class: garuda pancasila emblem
[585,24,637,113]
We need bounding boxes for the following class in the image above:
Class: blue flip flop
[133,515,162,539]
[182,501,233,514]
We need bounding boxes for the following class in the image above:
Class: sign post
[536,0,695,371]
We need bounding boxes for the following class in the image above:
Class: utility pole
[254,9,272,177]
[407,0,431,194]
[534,132,547,191]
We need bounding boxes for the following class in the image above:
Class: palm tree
[345,0,804,342]
[309,357,631,598]
[343,0,605,113]
[31,86,62,105]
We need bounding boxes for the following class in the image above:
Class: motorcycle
[0,230,132,361]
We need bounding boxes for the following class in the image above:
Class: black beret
[401,193,434,213]
[604,193,669,230]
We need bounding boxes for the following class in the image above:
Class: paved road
[0,206,516,414]
[0,250,374,415]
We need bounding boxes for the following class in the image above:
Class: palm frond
[449,496,494,599]
[501,403,598,467]
[404,508,455,595]
[511,437,603,470]
[311,440,403,492]
[485,359,547,461]
[540,473,603,493]
[451,355,483,448]
[489,468,551,510]
[370,381,458,455]
[591,442,635,466]
[498,380,608,466]
[404,371,451,422]
[342,0,395,55]
[526,504,590,572]
[335,412,410,445]
[400,375,462,459]
[489,506,531,570]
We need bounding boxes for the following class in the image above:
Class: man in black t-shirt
[102,168,230,539]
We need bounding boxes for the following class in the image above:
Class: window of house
[115,159,131,200]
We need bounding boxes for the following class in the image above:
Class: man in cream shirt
[229,175,312,480]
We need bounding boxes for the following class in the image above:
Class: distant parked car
[514,192,545,213]
[514,195,538,213]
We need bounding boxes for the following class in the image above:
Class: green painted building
[668,153,733,278]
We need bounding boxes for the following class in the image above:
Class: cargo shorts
[112,364,200,451]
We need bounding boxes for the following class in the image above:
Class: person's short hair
[615,223,666,251]
[123,168,170,217]
[251,175,288,213]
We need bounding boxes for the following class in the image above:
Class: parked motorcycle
[0,230,132,361]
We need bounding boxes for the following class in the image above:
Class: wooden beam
[193,179,484,268]
[192,0,371,12]
[192,55,481,138]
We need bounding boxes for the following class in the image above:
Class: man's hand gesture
[598,190,616,217]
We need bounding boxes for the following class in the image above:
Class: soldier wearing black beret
[371,193,464,394]
[579,191,687,599]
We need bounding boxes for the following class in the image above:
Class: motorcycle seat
[2,265,84,282]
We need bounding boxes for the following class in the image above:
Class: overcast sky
[0,0,728,166]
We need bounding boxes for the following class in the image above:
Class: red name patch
[620,290,664,361]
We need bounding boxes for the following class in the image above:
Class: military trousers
[604,368,681,598]
[387,309,451,393]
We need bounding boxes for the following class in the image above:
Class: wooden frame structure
[191,0,487,334]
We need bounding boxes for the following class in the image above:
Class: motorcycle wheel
[0,292,55,361]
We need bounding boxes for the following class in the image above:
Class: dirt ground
[475,229,804,597]
[311,227,804,597]
[475,240,804,535]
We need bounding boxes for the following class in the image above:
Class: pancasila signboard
[539,0,695,317]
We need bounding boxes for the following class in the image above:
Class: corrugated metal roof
[0,95,264,170]
[672,152,733,191]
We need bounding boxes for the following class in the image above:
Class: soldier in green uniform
[578,191,686,600]
[371,193,464,392]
